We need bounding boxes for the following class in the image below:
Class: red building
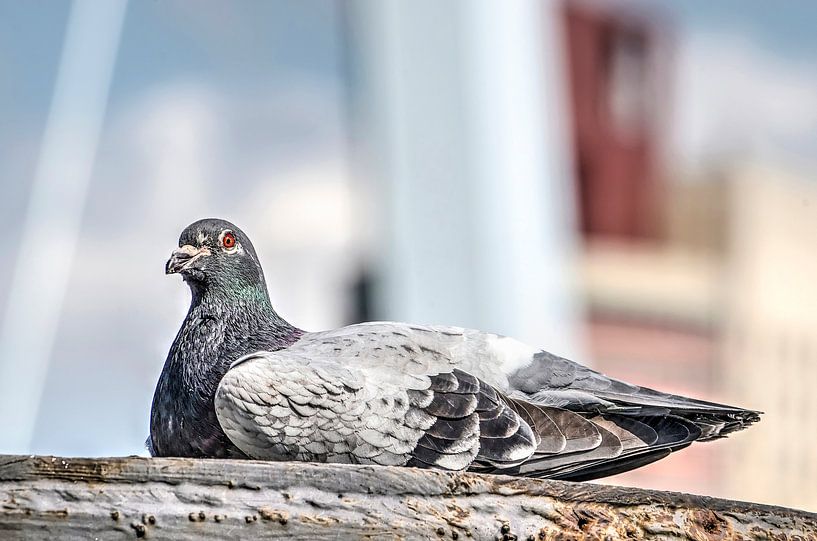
[562,1,726,495]
[563,1,671,240]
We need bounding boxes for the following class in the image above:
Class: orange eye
[222,232,236,249]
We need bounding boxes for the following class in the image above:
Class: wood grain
[1,455,815,540]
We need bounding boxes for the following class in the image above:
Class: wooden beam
[1,455,815,540]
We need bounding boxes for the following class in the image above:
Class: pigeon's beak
[166,245,211,275]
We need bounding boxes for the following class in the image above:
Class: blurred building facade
[564,1,670,240]
[719,164,817,510]
[562,0,719,495]
[564,1,816,511]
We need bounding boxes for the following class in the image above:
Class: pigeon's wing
[507,350,761,440]
[321,322,760,480]
[213,327,539,470]
[215,321,759,481]
[480,348,762,481]
[214,350,370,463]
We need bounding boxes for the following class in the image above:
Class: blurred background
[1,0,815,511]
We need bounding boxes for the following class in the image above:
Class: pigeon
[150,218,760,480]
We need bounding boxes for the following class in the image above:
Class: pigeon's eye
[222,232,236,249]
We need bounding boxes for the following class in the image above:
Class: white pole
[346,0,581,355]
[464,0,580,350]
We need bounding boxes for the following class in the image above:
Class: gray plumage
[150,219,302,458]
[151,218,760,481]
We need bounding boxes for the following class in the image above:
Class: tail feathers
[467,366,761,480]
[538,415,699,481]
[600,415,658,447]
[477,410,704,482]
[551,448,676,482]
[590,386,762,439]
[511,421,623,476]
[685,409,761,440]
[496,353,761,479]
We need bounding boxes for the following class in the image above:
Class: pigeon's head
[166,218,265,292]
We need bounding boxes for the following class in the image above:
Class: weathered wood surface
[0,455,815,540]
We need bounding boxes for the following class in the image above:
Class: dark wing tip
[495,412,704,481]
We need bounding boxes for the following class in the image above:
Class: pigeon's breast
[150,315,248,458]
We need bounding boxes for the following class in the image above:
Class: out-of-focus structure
[563,0,817,512]
[719,164,817,511]
[564,1,669,240]
[344,0,581,355]
[562,0,723,497]
[592,160,817,512]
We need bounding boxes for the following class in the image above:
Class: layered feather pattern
[214,322,760,480]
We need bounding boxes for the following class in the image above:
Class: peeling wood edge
[1,454,815,540]
[0,454,811,518]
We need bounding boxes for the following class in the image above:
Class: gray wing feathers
[216,351,424,467]
[536,407,602,454]
[509,350,761,441]
[409,370,536,471]
[498,350,759,479]
[214,321,759,482]
[216,349,540,473]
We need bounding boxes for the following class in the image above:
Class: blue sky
[656,0,817,63]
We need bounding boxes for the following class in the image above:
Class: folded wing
[214,322,760,481]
